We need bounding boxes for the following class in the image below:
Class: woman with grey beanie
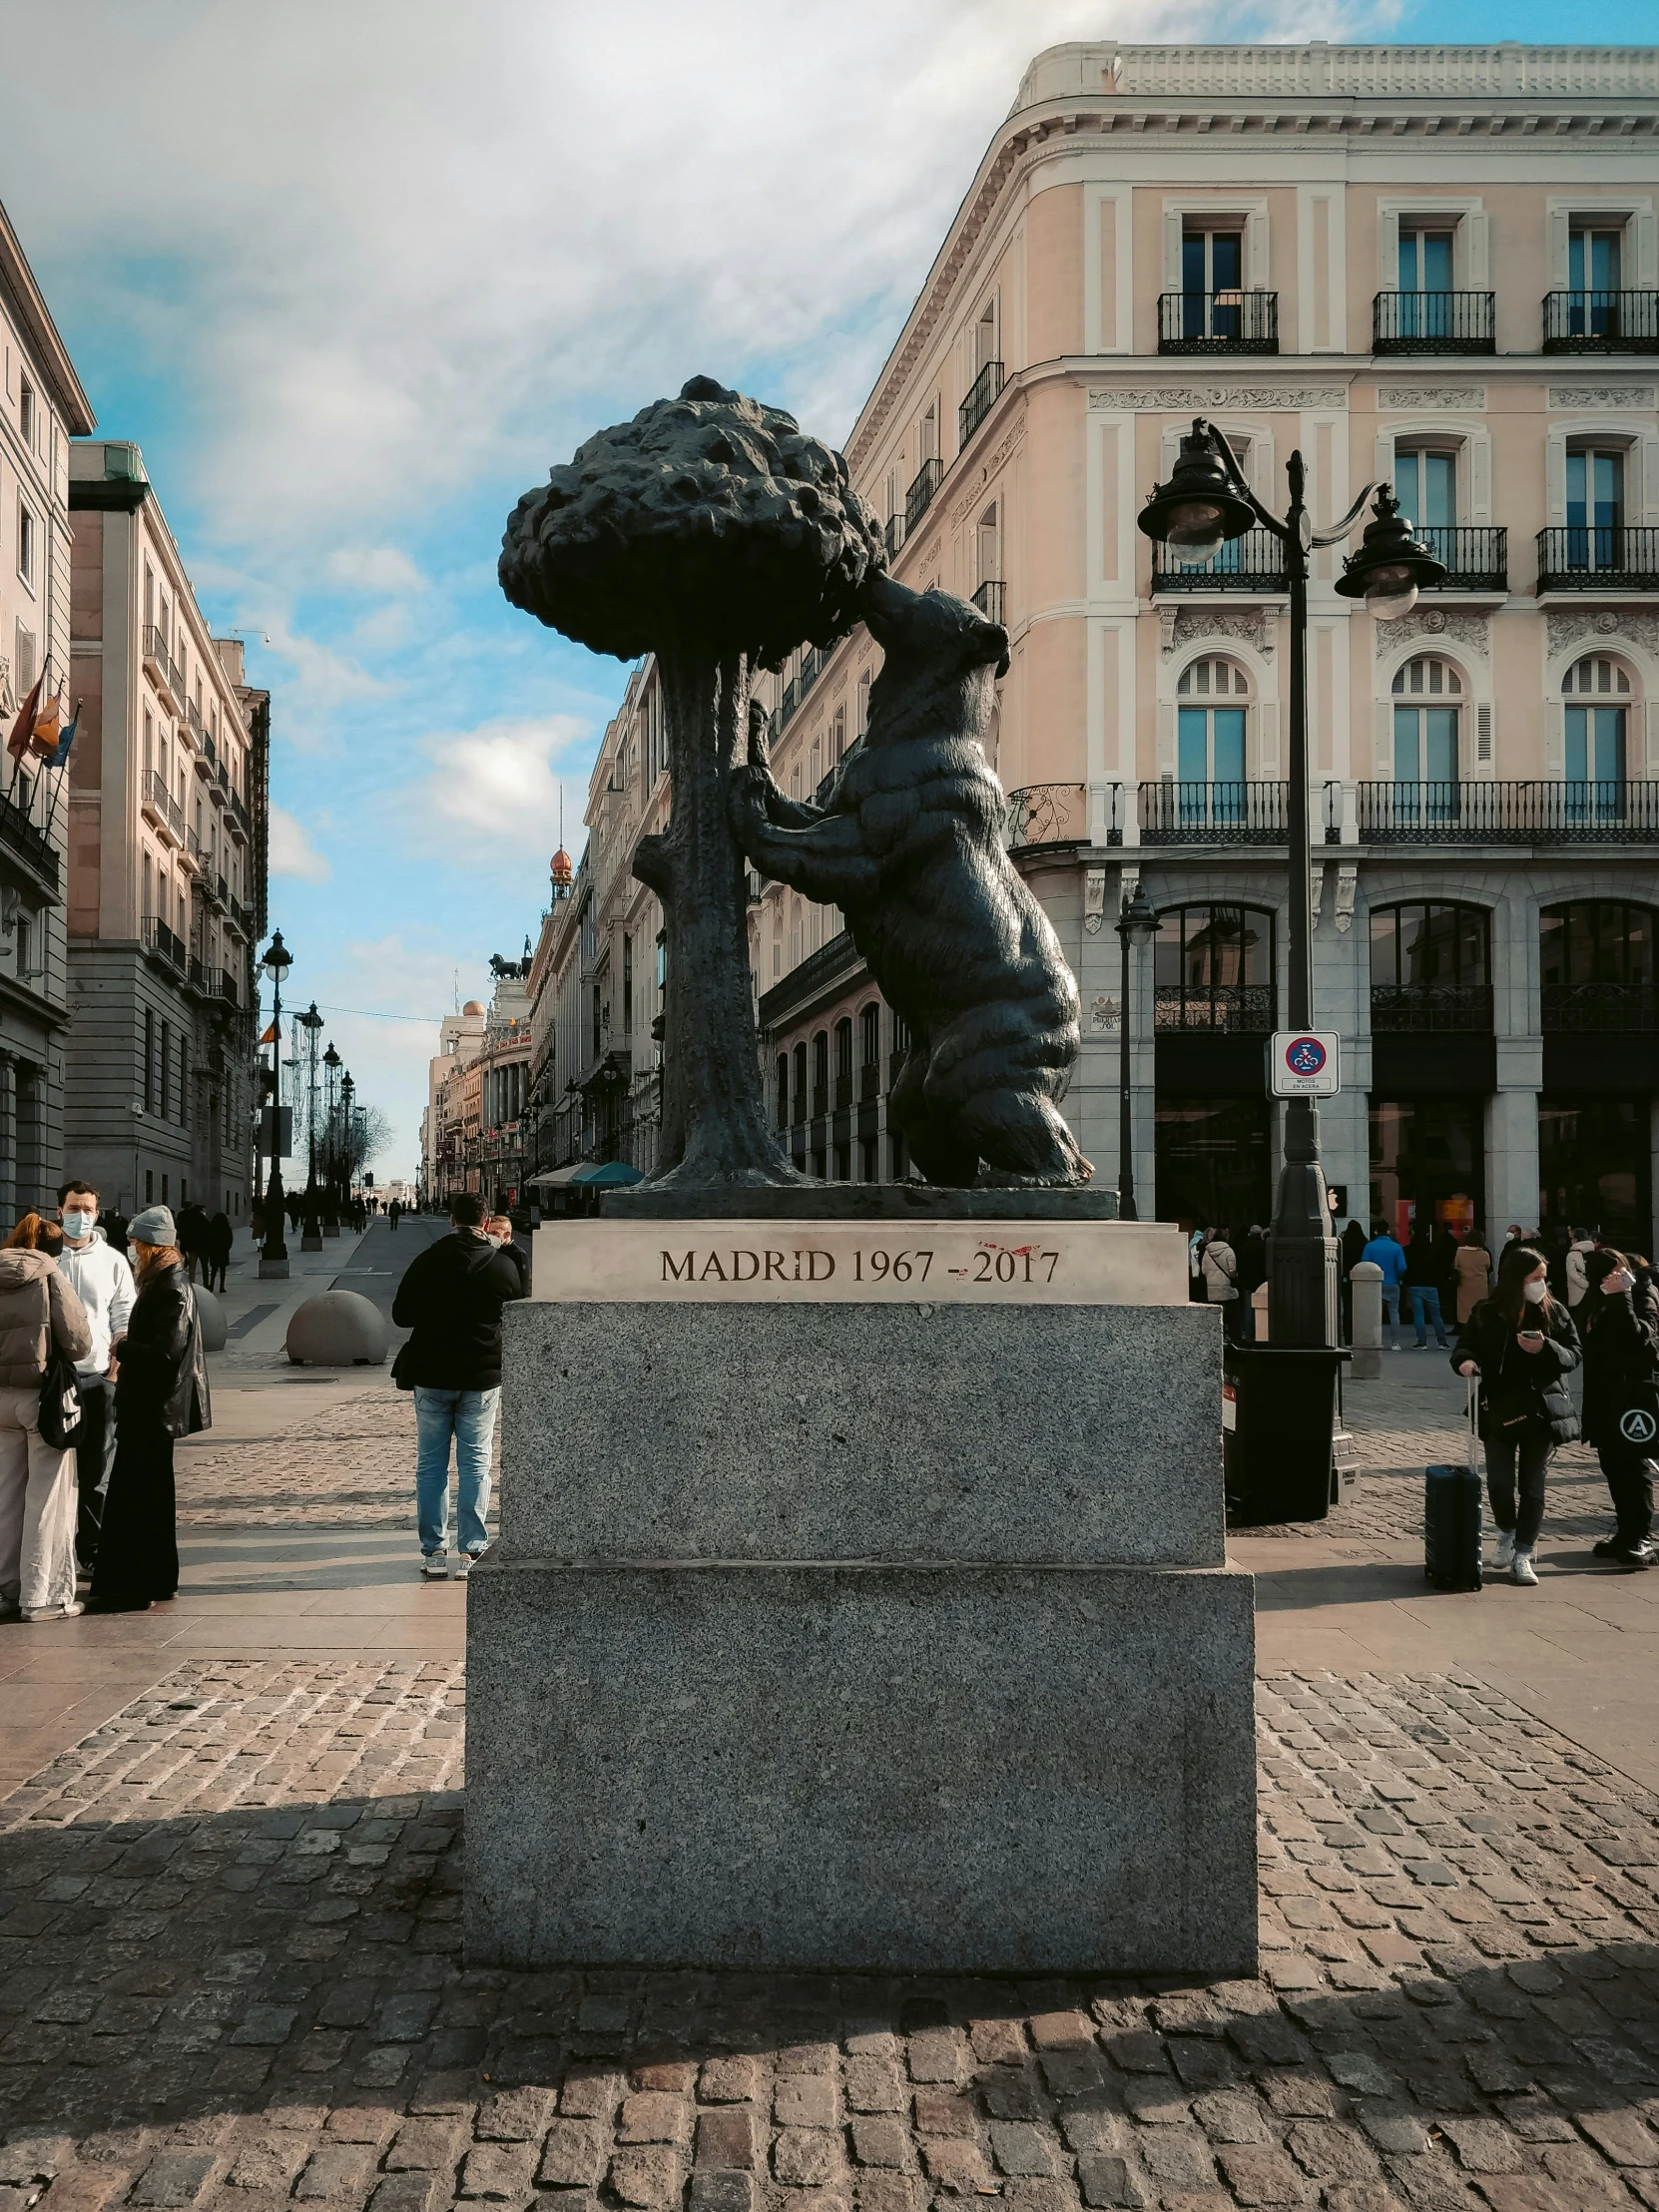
[87,1207,210,1613]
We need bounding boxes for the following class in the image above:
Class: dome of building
[551,845,573,886]
[462,1000,485,1016]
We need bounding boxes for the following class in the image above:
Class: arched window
[812,1030,830,1115]
[1175,657,1251,821]
[1540,901,1657,1030]
[1389,655,1462,815]
[1370,902,1491,1031]
[775,1054,789,1131]
[792,1041,808,1127]
[833,1017,853,1107]
[1561,655,1634,805]
[859,1002,880,1093]
[1154,904,1275,1032]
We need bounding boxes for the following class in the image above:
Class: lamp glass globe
[1164,500,1227,564]
[1365,566,1418,621]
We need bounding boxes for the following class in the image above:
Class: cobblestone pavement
[7,1660,1659,2209]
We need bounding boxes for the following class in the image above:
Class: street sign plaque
[1269,1031,1341,1099]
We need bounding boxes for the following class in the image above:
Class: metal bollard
[1251,1282,1270,1345]
[1350,1260,1382,1381]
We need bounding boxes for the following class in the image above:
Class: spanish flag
[5,675,42,762]
[28,688,62,762]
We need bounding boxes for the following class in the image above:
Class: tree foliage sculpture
[501,377,885,1188]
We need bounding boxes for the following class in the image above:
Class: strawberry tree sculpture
[501,377,884,1191]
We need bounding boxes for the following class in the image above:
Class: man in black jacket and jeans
[391,1192,526,1579]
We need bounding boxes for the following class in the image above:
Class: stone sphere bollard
[194,1285,228,1353]
[285,1290,389,1368]
[1350,1260,1383,1382]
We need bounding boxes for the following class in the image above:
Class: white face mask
[1523,1279,1548,1305]
[62,1211,96,1240]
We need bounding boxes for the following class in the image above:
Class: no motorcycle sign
[1269,1030,1342,1099]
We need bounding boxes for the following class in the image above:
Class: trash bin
[1224,1343,1350,1526]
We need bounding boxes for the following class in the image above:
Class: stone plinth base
[465,1557,1256,1976]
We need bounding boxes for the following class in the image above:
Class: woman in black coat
[1451,1239,1581,1587]
[88,1207,210,1613]
[1578,1247,1659,1567]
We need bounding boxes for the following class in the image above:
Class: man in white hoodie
[56,1179,135,1573]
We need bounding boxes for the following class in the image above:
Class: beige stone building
[0,201,96,1219]
[421,1000,485,1209]
[66,441,268,1218]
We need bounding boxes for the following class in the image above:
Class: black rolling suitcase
[1424,1377,1483,1592]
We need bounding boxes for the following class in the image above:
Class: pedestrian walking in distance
[55,1180,136,1576]
[391,1190,525,1579]
[1403,1222,1451,1350]
[388,1199,401,1233]
[1578,1248,1659,1569]
[0,1213,93,1620]
[1362,1221,1407,1351]
[1200,1227,1244,1342]
[1565,1226,1598,1309]
[88,1206,211,1614]
[1453,1241,1581,1587]
[1453,1229,1492,1328]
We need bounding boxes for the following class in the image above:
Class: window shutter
[1464,209,1490,287]
[1379,207,1399,290]
[1163,207,1184,289]
[1258,700,1280,776]
[1375,431,1394,492]
[1547,206,1571,288]
[1635,206,1658,289]
[1375,699,1392,776]
[1475,702,1494,771]
[1649,699,1659,779]
[1156,701,1177,775]
[1468,431,1491,525]
[1545,431,1567,527]
[1640,431,1659,526]
[1543,700,1564,777]
[1248,209,1270,289]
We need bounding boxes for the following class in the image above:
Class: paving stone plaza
[4,1224,1659,2211]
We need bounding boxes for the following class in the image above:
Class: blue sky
[5,0,1651,1176]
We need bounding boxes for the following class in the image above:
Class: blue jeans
[1381,1285,1401,1345]
[413,1386,499,1556]
[1410,1286,1448,1346]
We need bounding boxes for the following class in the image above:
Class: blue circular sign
[1286,1036,1328,1076]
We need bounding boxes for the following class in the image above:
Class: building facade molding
[1545,610,1659,659]
[1165,607,1278,661]
[1378,385,1488,410]
[1089,383,1348,413]
[1545,384,1656,410]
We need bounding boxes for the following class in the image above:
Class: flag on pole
[46,703,80,771]
[260,1021,279,1046]
[5,675,43,762]
[28,687,64,762]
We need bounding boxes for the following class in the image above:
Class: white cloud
[395,714,592,858]
[269,806,331,882]
[326,546,425,594]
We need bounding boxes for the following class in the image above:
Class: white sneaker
[451,1553,474,1579]
[421,1553,448,1579]
[1493,1529,1515,1573]
[1512,1550,1538,1587]
[23,1600,85,1622]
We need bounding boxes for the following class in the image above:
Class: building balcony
[758,927,862,1032]
[0,790,60,903]
[227,894,254,939]
[883,513,902,561]
[142,770,185,846]
[959,359,1004,443]
[971,579,1005,624]
[209,761,228,809]
[142,915,187,973]
[1372,291,1495,355]
[1542,289,1659,353]
[142,628,180,711]
[227,792,248,843]
[1536,527,1659,594]
[1154,985,1275,1033]
[187,701,204,744]
[777,676,799,733]
[1542,981,1659,1032]
[180,828,203,873]
[206,871,229,912]
[1354,779,1659,844]
[1418,526,1507,594]
[1151,528,1289,595]
[1371,982,1494,1033]
[1157,290,1279,354]
[859,1061,879,1103]
[904,457,943,536]
[1139,781,1289,845]
[1006,783,1089,852]
[208,967,240,1008]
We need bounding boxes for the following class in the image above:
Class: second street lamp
[1113,883,1158,1224]
[1138,420,1444,1349]
[258,930,292,1280]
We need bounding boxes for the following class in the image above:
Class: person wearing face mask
[1452,1241,1582,1587]
[55,1180,136,1576]
[1578,1248,1659,1568]
[484,1214,530,1298]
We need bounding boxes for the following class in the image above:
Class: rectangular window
[622,933,633,1034]
[1568,226,1622,294]
[1566,448,1625,572]
[17,501,34,587]
[1182,228,1244,342]
[160,1020,171,1120]
[1566,705,1627,787]
[145,1009,156,1114]
[1177,704,1246,787]
[1393,704,1458,788]
[1394,450,1456,531]
[19,377,33,447]
[1399,229,1454,291]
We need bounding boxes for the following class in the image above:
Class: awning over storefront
[569,1161,644,1188]
[525,1162,600,1189]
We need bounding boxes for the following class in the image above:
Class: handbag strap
[1466,1372,1480,1475]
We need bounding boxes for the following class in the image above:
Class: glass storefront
[1369,1097,1484,1244]
[1155,1099,1273,1235]
[1539,1096,1653,1254]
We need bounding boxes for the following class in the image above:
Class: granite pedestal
[466,1215,1256,1975]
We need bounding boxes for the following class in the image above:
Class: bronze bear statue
[731,572,1092,1189]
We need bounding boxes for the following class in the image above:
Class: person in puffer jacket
[0,1213,93,1622]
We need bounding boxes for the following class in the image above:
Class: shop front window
[1369,1098,1483,1247]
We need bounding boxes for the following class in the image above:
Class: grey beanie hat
[127,1205,176,1247]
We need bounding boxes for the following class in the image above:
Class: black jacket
[116,1260,211,1437]
[1449,1296,1581,1444]
[391,1230,526,1390]
[1403,1235,1451,1290]
[1579,1286,1659,1450]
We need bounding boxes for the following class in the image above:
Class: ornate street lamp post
[1138,422,1443,1345]
[258,930,292,1280]
[1113,883,1158,1224]
[341,1072,356,1219]
[321,1044,342,1234]
[295,1002,324,1251]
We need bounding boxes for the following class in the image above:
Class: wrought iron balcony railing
[1139,781,1290,844]
[0,790,60,900]
[859,1062,879,1103]
[1536,527,1659,593]
[1154,984,1276,1034]
[1373,290,1495,354]
[1417,526,1507,593]
[959,360,1005,443]
[1542,981,1659,1032]
[1158,290,1279,354]
[1151,527,1290,594]
[1371,982,1494,1033]
[1006,783,1087,851]
[757,927,861,1032]
[1542,289,1659,353]
[1355,780,1659,844]
[883,513,902,561]
[971,579,1005,624]
[142,915,187,970]
[904,457,944,536]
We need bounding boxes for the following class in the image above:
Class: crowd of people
[0,1184,210,1623]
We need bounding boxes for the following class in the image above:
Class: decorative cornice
[1374,607,1490,656]
[1090,383,1347,412]
[1379,385,1487,410]
[1166,608,1277,660]
[1546,610,1659,658]
[1546,384,1656,409]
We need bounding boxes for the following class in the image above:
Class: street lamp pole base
[300,1234,323,1252]
[259,1257,291,1280]
[1266,1101,1338,1349]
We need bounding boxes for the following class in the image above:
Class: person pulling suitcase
[1424,1374,1483,1592]
[1451,1240,1581,1587]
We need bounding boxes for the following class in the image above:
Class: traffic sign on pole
[1268,1031,1341,1099]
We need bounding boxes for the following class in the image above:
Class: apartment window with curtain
[1562,654,1632,815]
[1391,654,1461,820]
[1175,657,1249,824]
[1567,223,1624,337]
[1182,224,1244,341]
[1566,445,1626,571]
[1394,445,1456,541]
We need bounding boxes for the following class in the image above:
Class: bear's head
[858,572,1008,747]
